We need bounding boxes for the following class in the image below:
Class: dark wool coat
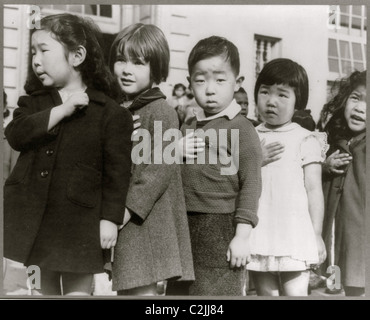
[4,88,133,274]
[112,88,195,291]
[322,132,366,288]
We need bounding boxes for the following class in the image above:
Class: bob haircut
[109,23,170,84]
[187,36,240,77]
[254,58,309,110]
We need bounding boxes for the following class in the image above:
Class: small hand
[61,92,89,117]
[226,224,251,269]
[261,139,285,166]
[227,236,250,268]
[100,219,118,249]
[325,150,352,174]
[177,132,205,160]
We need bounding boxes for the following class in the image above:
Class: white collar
[195,99,241,121]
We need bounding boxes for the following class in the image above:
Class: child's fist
[100,219,118,249]
[62,92,89,117]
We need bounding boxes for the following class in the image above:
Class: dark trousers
[168,212,247,296]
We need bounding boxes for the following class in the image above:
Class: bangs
[260,64,302,89]
[115,32,151,62]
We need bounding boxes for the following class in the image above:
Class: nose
[205,80,216,95]
[354,101,366,113]
[33,52,41,67]
[120,61,133,76]
[267,95,278,107]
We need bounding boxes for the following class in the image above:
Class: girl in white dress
[247,58,327,296]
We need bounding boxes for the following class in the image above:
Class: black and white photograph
[1,2,368,301]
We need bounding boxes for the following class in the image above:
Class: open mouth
[351,114,365,122]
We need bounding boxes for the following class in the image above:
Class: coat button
[41,170,49,178]
[46,150,54,156]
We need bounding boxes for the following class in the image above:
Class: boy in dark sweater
[177,36,262,296]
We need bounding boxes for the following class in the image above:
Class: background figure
[182,85,202,125]
[234,87,260,127]
[321,70,366,297]
[168,83,187,126]
[292,109,316,132]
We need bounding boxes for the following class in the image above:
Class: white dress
[247,122,328,272]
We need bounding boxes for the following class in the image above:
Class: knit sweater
[181,105,262,227]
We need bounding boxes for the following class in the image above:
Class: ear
[187,76,191,86]
[234,80,239,92]
[71,45,87,68]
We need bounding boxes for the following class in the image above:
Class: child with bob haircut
[177,36,262,296]
[109,23,194,296]
[247,58,327,296]
[321,70,366,296]
[4,13,133,295]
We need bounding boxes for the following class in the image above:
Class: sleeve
[300,132,329,166]
[234,121,262,228]
[125,103,179,222]
[100,105,134,224]
[5,95,57,152]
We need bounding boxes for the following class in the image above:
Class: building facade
[3,4,366,122]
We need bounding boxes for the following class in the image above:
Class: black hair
[3,90,9,118]
[254,58,309,110]
[292,109,316,131]
[188,36,240,76]
[109,23,170,85]
[172,83,187,96]
[235,87,247,94]
[25,13,119,98]
[322,70,366,145]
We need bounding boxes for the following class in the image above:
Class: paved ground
[2,259,344,297]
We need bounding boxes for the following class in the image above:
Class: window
[254,35,281,79]
[329,5,366,35]
[328,39,366,76]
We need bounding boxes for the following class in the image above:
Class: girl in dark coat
[109,23,194,295]
[4,14,133,295]
[321,70,366,296]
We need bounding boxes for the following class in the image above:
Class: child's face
[189,56,237,115]
[31,30,75,88]
[114,55,153,98]
[175,87,185,98]
[234,92,249,117]
[257,83,296,128]
[344,85,366,134]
